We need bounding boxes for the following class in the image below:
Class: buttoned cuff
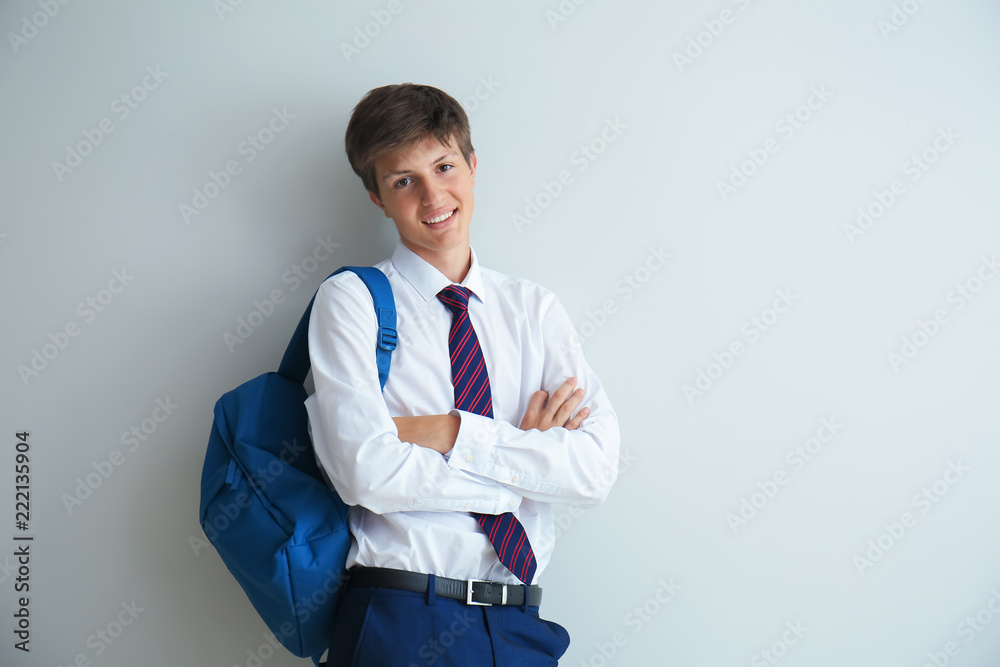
[447,410,548,497]
[448,409,498,467]
[444,410,522,513]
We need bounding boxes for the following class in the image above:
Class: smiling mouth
[422,208,457,224]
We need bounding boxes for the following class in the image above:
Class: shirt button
[465,454,474,463]
[507,500,515,508]
[511,474,520,484]
[464,503,472,510]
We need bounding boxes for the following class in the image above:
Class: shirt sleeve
[307,273,521,516]
[446,292,621,508]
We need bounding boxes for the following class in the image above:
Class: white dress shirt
[304,242,620,585]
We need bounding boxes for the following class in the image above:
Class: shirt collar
[390,241,487,304]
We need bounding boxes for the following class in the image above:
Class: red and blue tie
[437,284,537,585]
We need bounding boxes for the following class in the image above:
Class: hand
[519,377,589,432]
[393,415,460,455]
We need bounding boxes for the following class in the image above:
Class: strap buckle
[377,325,397,351]
[466,579,506,606]
[376,307,397,351]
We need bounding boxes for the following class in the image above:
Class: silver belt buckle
[466,579,506,606]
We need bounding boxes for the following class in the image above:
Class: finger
[543,378,578,419]
[565,406,590,431]
[529,390,548,413]
[552,388,585,426]
[519,390,548,429]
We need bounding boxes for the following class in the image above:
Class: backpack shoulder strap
[341,266,397,390]
[277,266,397,389]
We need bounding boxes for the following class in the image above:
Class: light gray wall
[3,1,1000,665]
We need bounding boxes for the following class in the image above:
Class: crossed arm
[308,273,620,511]
[393,377,590,454]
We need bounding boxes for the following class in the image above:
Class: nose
[420,177,446,207]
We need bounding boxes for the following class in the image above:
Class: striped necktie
[437,284,537,585]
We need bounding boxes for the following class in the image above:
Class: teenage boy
[305,83,621,666]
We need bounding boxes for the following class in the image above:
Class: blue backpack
[199,266,396,665]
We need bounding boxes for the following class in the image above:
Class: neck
[407,243,472,283]
[440,253,472,283]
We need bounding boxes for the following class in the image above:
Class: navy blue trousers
[326,584,570,666]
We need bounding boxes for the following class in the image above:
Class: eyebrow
[380,152,459,182]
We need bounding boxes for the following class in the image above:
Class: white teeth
[423,210,454,224]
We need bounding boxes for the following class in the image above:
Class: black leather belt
[348,567,543,607]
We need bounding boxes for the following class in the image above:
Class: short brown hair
[345,83,475,196]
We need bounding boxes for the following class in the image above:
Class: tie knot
[437,285,471,314]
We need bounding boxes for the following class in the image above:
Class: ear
[468,152,477,186]
[368,190,391,218]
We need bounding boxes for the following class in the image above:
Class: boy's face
[369,134,477,272]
